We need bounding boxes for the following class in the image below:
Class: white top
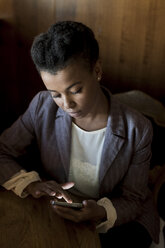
[69,122,106,198]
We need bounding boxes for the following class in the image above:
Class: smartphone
[51,200,83,209]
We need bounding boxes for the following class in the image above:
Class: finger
[61,191,73,203]
[56,196,63,199]
[31,190,42,198]
[60,182,75,190]
[49,188,73,203]
[82,200,96,208]
[43,181,73,202]
[32,190,48,198]
[47,185,73,202]
[56,193,63,199]
[38,186,57,197]
[35,190,43,196]
[82,200,88,207]
[46,181,73,196]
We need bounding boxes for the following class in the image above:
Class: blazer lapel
[99,96,126,184]
[54,93,126,183]
[55,108,72,180]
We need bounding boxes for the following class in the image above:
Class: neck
[74,88,109,131]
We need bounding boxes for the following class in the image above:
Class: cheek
[79,94,93,109]
[53,98,63,108]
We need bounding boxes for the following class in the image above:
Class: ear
[94,59,102,81]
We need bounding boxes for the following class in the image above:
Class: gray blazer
[0,90,160,243]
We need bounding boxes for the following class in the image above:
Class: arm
[0,92,74,202]
[111,121,153,226]
[2,169,74,202]
[0,92,40,184]
[2,170,41,198]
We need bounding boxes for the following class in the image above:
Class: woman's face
[40,60,102,120]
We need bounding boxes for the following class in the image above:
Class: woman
[0,21,160,247]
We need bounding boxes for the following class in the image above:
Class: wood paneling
[0,0,165,131]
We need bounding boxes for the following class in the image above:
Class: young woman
[0,21,160,247]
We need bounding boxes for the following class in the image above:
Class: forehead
[40,61,92,91]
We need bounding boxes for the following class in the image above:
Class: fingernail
[35,191,40,195]
[50,200,55,205]
[50,192,56,196]
[82,200,87,206]
[57,196,62,199]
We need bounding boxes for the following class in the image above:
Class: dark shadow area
[0,20,45,134]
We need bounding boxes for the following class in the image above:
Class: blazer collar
[56,106,66,118]
[55,107,72,180]
[99,94,126,184]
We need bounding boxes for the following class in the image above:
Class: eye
[71,87,82,95]
[52,93,61,99]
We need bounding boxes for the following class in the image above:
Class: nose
[63,95,75,110]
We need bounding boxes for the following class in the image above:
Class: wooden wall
[0,0,165,131]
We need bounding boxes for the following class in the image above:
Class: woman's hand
[51,199,107,224]
[25,180,74,203]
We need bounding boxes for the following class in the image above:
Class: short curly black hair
[31,21,99,74]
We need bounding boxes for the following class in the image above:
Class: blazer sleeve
[110,120,153,226]
[0,92,42,184]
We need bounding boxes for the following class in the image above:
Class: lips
[67,111,81,117]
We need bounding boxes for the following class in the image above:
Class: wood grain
[0,0,165,127]
[0,188,100,248]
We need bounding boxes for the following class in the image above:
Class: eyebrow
[48,81,82,93]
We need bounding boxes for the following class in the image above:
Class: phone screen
[51,201,83,209]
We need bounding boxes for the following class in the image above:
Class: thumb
[60,181,75,190]
[82,200,88,207]
[82,200,96,208]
